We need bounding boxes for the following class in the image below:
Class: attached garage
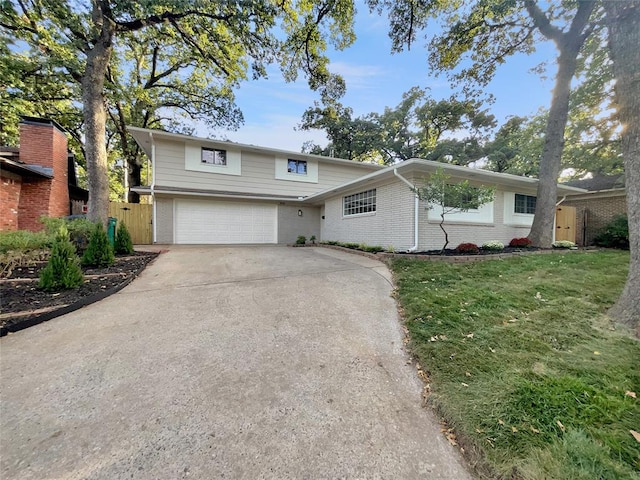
[174,198,277,244]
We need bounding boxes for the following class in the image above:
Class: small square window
[515,194,536,214]
[287,159,307,175]
[202,147,227,166]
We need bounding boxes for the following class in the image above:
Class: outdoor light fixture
[298,209,303,217]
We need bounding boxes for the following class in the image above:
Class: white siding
[153,139,377,197]
[155,196,174,243]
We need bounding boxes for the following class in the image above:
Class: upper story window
[343,189,376,216]
[515,194,536,214]
[287,159,307,175]
[202,147,227,166]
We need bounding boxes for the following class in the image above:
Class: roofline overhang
[303,158,588,204]
[132,185,305,203]
[126,126,384,171]
[0,157,54,179]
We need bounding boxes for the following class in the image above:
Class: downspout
[394,169,419,252]
[553,195,567,243]
[150,132,157,244]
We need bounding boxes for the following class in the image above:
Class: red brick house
[563,173,627,246]
[0,117,88,231]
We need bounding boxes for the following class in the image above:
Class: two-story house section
[127,127,383,245]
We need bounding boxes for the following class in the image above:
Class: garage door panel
[175,199,277,244]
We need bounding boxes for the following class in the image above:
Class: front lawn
[390,251,639,479]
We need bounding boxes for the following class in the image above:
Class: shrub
[115,222,134,254]
[455,242,480,254]
[593,215,629,249]
[67,218,96,253]
[322,240,339,245]
[509,237,532,248]
[82,222,115,267]
[309,235,316,244]
[343,242,360,249]
[482,240,504,251]
[38,226,84,291]
[295,235,306,245]
[362,245,384,253]
[0,230,52,253]
[552,240,576,249]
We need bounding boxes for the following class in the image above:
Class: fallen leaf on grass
[461,382,469,387]
[489,347,496,353]
[511,426,518,433]
[530,426,540,434]
[465,371,472,377]
[625,391,636,399]
[630,430,640,443]
[557,420,565,432]
[465,333,474,338]
[593,351,601,355]
[498,419,505,425]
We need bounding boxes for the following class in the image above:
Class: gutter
[150,132,157,244]
[394,168,419,252]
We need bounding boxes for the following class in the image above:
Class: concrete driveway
[1,246,471,479]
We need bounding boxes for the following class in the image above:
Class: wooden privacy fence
[108,202,152,245]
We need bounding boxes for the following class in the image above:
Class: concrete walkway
[1,246,471,479]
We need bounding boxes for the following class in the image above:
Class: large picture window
[201,147,227,165]
[287,159,307,174]
[343,189,376,216]
[514,194,536,214]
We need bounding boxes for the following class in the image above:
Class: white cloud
[330,61,387,89]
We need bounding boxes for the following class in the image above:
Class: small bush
[67,218,96,253]
[552,240,577,249]
[310,235,316,244]
[322,240,339,245]
[482,240,504,251]
[115,222,134,254]
[343,242,361,249]
[593,215,629,249]
[509,237,532,248]
[455,242,480,254]
[82,222,114,267]
[39,226,83,291]
[362,245,384,253]
[295,235,306,245]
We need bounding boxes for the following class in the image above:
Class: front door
[555,205,576,243]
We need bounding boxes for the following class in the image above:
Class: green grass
[390,251,640,479]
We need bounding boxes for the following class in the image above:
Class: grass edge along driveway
[390,250,639,480]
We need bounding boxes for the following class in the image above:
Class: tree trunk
[439,213,449,254]
[82,14,115,224]
[527,49,579,247]
[127,163,141,203]
[604,1,640,337]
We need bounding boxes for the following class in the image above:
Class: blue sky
[202,5,559,152]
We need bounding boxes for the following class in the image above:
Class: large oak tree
[1,0,355,222]
[368,0,599,247]
[603,1,640,336]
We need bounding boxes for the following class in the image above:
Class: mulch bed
[395,247,542,256]
[0,251,158,336]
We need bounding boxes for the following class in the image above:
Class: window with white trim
[201,147,227,165]
[343,189,376,216]
[514,194,536,214]
[287,159,307,174]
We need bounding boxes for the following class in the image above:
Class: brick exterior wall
[563,192,627,246]
[0,170,22,231]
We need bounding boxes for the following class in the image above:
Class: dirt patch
[0,251,158,335]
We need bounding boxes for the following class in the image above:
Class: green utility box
[107,217,117,247]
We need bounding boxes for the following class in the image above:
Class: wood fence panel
[555,206,577,243]
[108,202,152,245]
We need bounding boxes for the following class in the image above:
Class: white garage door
[174,199,277,244]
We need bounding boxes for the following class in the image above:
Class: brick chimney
[17,117,70,231]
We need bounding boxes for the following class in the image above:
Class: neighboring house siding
[322,181,415,250]
[277,205,321,244]
[563,192,627,246]
[155,196,174,243]
[1,171,21,231]
[153,139,377,197]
